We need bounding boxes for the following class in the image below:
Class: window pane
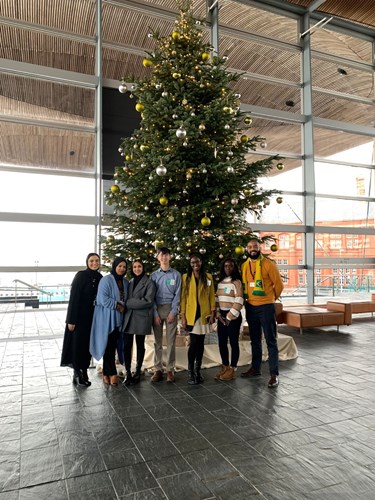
[0,74,95,127]
[250,194,304,225]
[257,163,303,192]
[315,233,375,259]
[0,222,97,267]
[315,198,374,227]
[312,91,374,127]
[311,28,373,64]
[0,25,95,74]
[219,1,298,43]
[0,272,76,294]
[0,121,95,172]
[315,161,374,197]
[0,0,96,36]
[314,129,374,162]
[0,171,96,216]
[314,268,375,296]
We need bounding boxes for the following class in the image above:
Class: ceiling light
[285,100,295,107]
[337,68,348,76]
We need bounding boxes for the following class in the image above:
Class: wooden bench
[281,302,352,335]
[326,297,375,318]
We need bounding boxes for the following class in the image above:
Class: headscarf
[111,256,127,280]
[131,259,145,291]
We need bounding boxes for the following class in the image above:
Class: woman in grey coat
[122,259,156,385]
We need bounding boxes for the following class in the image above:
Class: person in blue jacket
[90,256,129,386]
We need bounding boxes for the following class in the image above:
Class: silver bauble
[156,165,167,176]
[176,126,187,139]
[118,83,127,93]
[227,166,234,173]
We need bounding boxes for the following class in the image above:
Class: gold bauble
[135,103,145,112]
[276,162,285,171]
[172,72,181,79]
[235,246,245,256]
[110,185,120,193]
[244,116,252,125]
[270,244,278,252]
[276,197,283,204]
[154,239,164,248]
[201,52,210,62]
[159,196,168,206]
[171,31,180,40]
[143,58,153,67]
[201,216,211,227]
[140,145,149,152]
[240,135,248,143]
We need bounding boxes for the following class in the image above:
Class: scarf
[242,255,266,298]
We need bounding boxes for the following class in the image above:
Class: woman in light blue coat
[90,256,129,386]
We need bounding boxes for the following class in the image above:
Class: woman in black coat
[61,253,102,386]
[122,259,156,385]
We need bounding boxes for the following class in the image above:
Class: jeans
[244,302,279,375]
[217,312,241,367]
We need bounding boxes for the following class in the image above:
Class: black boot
[81,369,91,386]
[132,365,141,385]
[73,370,89,387]
[123,370,133,386]
[195,361,204,384]
[187,365,197,385]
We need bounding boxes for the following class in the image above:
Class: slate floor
[1,304,375,499]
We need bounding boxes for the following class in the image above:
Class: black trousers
[188,333,205,368]
[123,333,146,372]
[102,328,119,376]
[217,313,242,367]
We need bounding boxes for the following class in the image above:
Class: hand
[167,312,175,324]
[154,316,162,326]
[218,315,226,325]
[67,324,75,332]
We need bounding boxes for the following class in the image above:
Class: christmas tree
[103,4,281,274]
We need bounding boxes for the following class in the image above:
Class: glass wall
[0,0,374,303]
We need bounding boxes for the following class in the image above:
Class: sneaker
[151,370,163,383]
[166,371,175,383]
[219,366,236,381]
[214,365,229,381]
[268,375,279,388]
[240,367,261,378]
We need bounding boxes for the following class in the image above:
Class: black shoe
[241,367,261,378]
[123,371,133,386]
[187,370,196,385]
[131,371,141,385]
[195,370,204,384]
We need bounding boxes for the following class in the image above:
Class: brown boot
[214,365,229,380]
[219,366,236,381]
[103,375,110,385]
[110,375,118,386]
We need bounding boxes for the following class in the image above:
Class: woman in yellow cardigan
[180,254,216,385]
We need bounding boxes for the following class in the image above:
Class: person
[61,253,102,387]
[240,238,284,388]
[180,253,216,385]
[150,247,181,383]
[121,259,156,386]
[90,256,129,386]
[215,258,244,381]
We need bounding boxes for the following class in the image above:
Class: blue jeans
[244,302,279,376]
